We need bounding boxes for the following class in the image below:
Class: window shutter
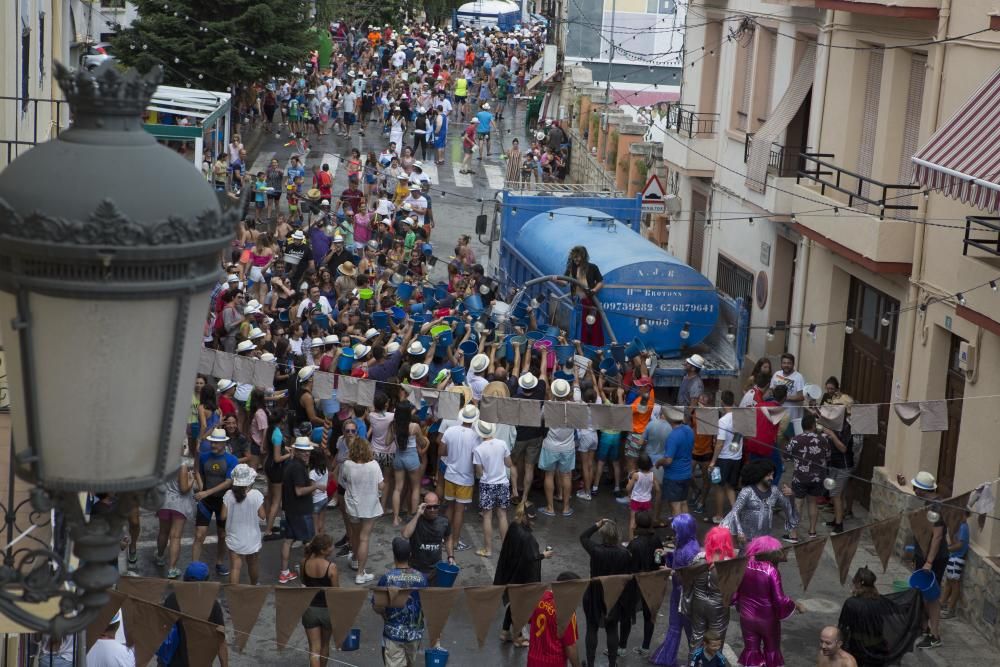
[857,50,884,208]
[896,53,926,218]
[688,191,707,272]
[764,30,777,119]
[737,39,755,131]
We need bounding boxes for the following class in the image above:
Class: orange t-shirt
[630,389,655,434]
[692,410,715,457]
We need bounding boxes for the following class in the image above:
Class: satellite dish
[665,194,682,217]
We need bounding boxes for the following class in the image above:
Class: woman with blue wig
[650,513,700,665]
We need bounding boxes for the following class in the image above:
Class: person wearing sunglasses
[401,492,453,585]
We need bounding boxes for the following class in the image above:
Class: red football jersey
[527,591,578,667]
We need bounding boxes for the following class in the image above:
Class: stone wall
[871,466,1000,646]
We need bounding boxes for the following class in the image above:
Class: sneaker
[336,544,352,557]
[831,523,845,535]
[350,559,359,571]
[575,491,592,501]
[335,534,349,548]
[166,568,182,580]
[216,563,230,577]
[633,647,650,656]
[278,570,298,584]
[916,634,941,649]
[355,571,375,585]
[455,541,472,551]
[591,485,599,495]
[613,489,625,498]
[153,552,166,567]
[941,608,955,619]
[691,502,705,514]
[615,495,630,505]
[781,534,800,544]
[127,550,138,566]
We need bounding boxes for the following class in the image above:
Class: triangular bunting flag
[507,582,549,634]
[713,557,747,606]
[598,575,632,612]
[909,508,933,556]
[551,579,589,634]
[325,588,370,648]
[85,590,127,650]
[224,584,271,652]
[117,576,168,604]
[171,581,222,621]
[463,585,506,648]
[830,527,864,585]
[869,516,902,573]
[635,570,671,614]
[372,587,412,609]
[793,536,827,591]
[182,614,226,667]
[273,588,319,649]
[677,562,710,590]
[418,587,461,646]
[122,596,179,667]
[942,491,972,537]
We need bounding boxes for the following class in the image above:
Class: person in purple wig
[731,535,804,666]
[650,513,700,665]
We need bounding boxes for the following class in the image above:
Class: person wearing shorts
[595,431,623,497]
[624,432,645,460]
[537,447,576,517]
[576,423,598,501]
[393,446,420,472]
[194,430,238,576]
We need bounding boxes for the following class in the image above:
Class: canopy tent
[143,85,232,165]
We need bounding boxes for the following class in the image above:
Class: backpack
[155,623,181,665]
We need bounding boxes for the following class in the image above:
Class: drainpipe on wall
[899,0,950,402]
[789,234,811,362]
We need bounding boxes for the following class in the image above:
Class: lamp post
[0,61,234,636]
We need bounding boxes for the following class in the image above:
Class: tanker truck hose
[515,274,618,345]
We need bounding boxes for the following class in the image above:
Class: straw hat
[447,384,472,405]
[206,428,229,442]
[407,340,426,356]
[353,343,371,359]
[410,363,429,380]
[551,378,571,398]
[231,464,257,487]
[292,436,314,451]
[298,365,317,382]
[291,230,306,241]
[323,334,338,346]
[249,327,266,340]
[244,300,263,315]
[518,372,538,391]
[338,262,357,277]
[259,352,275,362]
[664,406,686,422]
[217,379,236,393]
[685,354,705,370]
[475,420,496,438]
[482,381,509,398]
[364,328,380,340]
[306,188,322,200]
[911,471,938,491]
[470,353,489,373]
[236,340,256,354]
[310,337,326,349]
[386,341,401,355]
[459,404,480,424]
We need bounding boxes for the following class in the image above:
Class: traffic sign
[641,174,666,214]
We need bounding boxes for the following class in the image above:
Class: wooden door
[937,334,965,496]
[688,190,707,272]
[841,277,898,508]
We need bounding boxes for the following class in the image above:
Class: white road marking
[136,536,216,549]
[452,164,473,188]
[484,164,506,190]
[422,163,439,184]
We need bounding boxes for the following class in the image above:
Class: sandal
[476,548,491,557]
[512,637,530,648]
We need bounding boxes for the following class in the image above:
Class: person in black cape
[580,518,633,667]
[495,501,554,647]
[839,566,924,666]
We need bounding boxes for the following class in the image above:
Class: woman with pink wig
[650,514,700,665]
[682,526,736,654]
[731,535,803,666]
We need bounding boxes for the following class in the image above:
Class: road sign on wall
[641,174,666,214]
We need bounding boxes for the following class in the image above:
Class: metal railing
[665,103,719,138]
[0,97,70,170]
[796,152,922,219]
[963,216,1000,257]
[744,133,807,178]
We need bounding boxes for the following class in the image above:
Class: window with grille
[716,255,753,309]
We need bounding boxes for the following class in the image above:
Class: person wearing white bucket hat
[294,366,326,435]
[467,353,491,400]
[538,375,581,518]
[680,354,706,413]
[440,404,481,552]
[193,427,239,577]
[906,470,947,649]
[221,463,265,584]
[278,436,321,584]
[511,369,546,505]
[472,420,512,557]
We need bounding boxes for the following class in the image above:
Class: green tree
[111,0,313,87]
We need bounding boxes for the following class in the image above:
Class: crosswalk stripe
[422,163,439,185]
[484,164,506,190]
[248,151,274,177]
[452,164,473,188]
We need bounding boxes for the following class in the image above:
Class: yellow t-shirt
[455,78,468,97]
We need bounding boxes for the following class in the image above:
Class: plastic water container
[390,306,407,324]
[463,294,484,315]
[341,628,361,651]
[371,311,389,330]
[623,337,646,359]
[425,647,449,667]
[435,562,460,587]
[599,356,619,376]
[505,335,527,361]
[459,340,479,356]
[609,344,627,363]
[435,283,449,300]
[397,283,415,301]
[525,330,544,342]
[710,467,722,485]
[450,366,467,384]
[909,569,941,601]
[410,302,426,314]
[581,345,602,361]
[337,349,355,372]
[554,345,575,365]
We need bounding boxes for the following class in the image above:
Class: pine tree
[110,0,314,87]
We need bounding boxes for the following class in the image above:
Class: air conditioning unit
[959,341,977,371]
[665,194,682,217]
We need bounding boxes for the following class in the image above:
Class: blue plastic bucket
[505,334,526,360]
[435,283,449,300]
[390,306,407,324]
[609,344,626,363]
[512,300,529,321]
[410,302,426,314]
[412,314,430,326]
[543,325,560,338]
[459,340,479,356]
[435,562,460,588]
[525,330,544,342]
[419,335,434,350]
[623,337,646,359]
[314,314,329,330]
[397,283,415,301]
[436,328,454,347]
[337,349,355,372]
[582,345,602,361]
[423,242,434,255]
[463,294,484,314]
[554,345,575,365]
[371,311,389,330]
[599,356,620,376]
[909,569,941,601]
[450,366,466,384]
[277,310,290,323]
[341,628,361,651]
[425,647,449,667]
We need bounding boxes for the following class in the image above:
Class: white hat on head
[298,365,317,383]
[249,327,266,340]
[518,372,538,391]
[482,102,490,110]
[470,353,489,373]
[911,471,938,491]
[206,428,229,442]
[323,334,338,346]
[475,420,496,438]
[364,328,380,340]
[320,199,330,206]
[292,436,314,451]
[685,354,705,370]
[459,404,480,424]
[386,341,401,355]
[310,337,326,349]
[353,343,371,359]
[410,363,429,380]
[291,230,306,241]
[217,379,236,393]
[231,464,257,487]
[244,300,262,315]
[236,340,256,354]
[259,352,275,362]
[408,340,426,356]
[551,378,571,398]
[227,274,240,283]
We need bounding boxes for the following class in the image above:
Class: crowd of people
[72,15,972,667]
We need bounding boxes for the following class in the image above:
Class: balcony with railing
[761,0,940,18]
[964,216,1000,263]
[743,134,807,179]
[775,151,922,267]
[660,103,720,176]
[0,97,70,171]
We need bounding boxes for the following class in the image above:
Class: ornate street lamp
[0,62,234,635]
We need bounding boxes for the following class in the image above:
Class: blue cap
[184,561,210,582]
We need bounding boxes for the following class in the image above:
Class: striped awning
[912,66,1000,213]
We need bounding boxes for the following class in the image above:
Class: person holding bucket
[373,537,427,667]
[906,471,947,650]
